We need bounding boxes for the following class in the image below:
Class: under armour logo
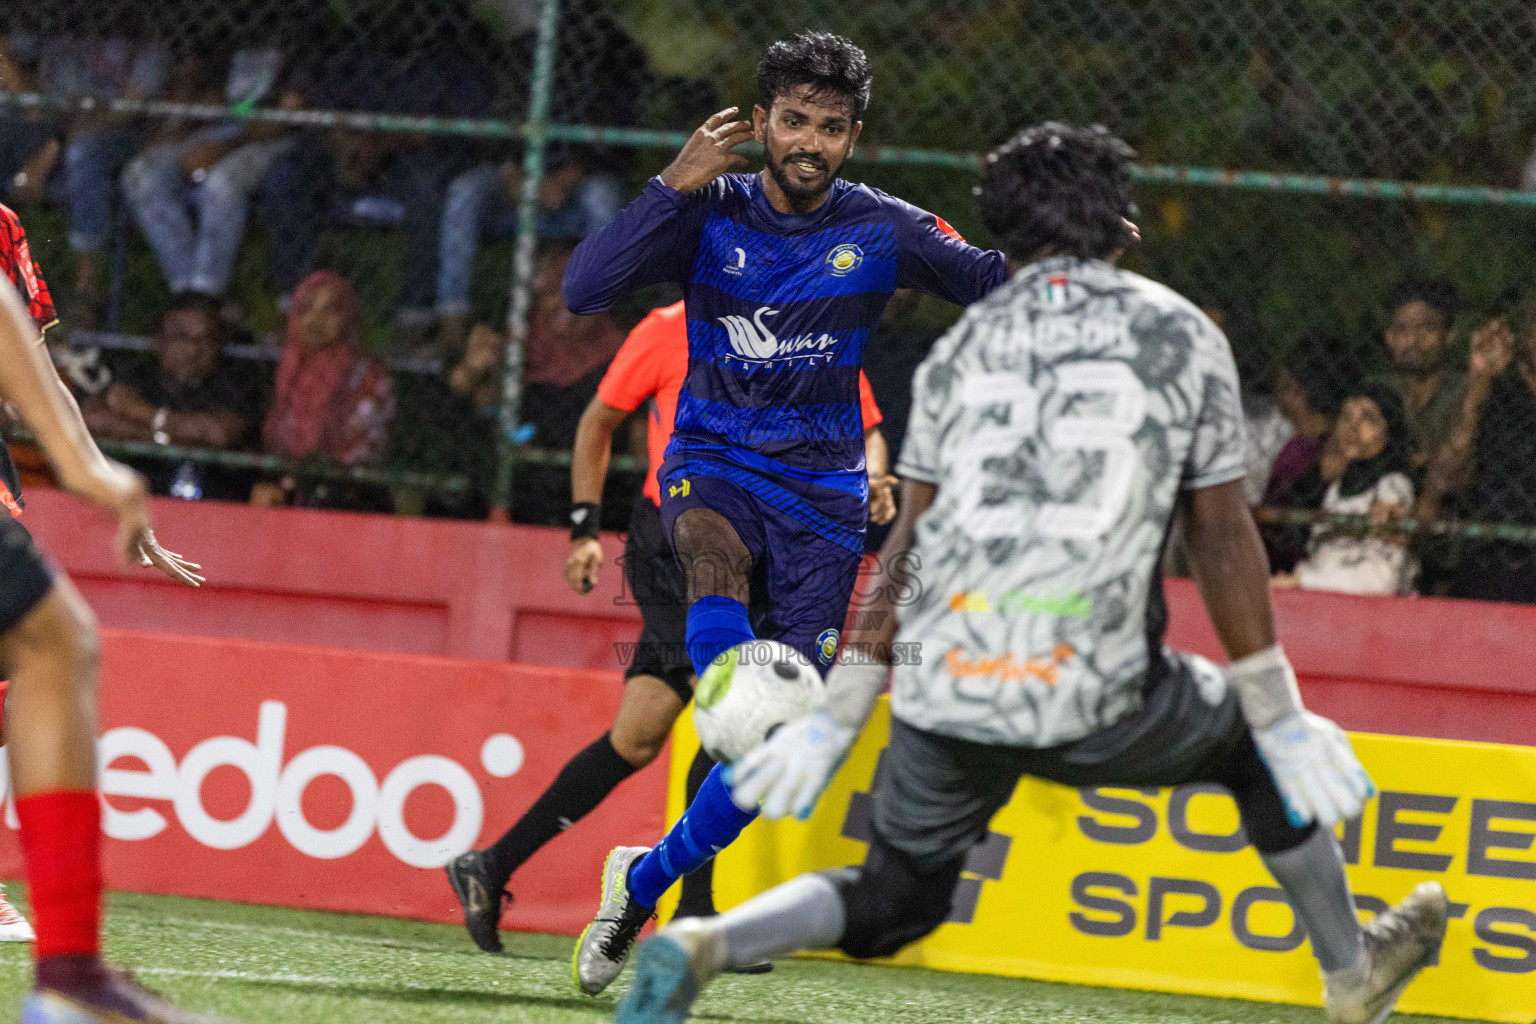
[668,480,691,499]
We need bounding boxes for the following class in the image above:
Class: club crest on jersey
[722,246,747,276]
[816,628,840,665]
[824,243,863,277]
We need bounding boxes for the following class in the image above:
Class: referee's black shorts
[622,494,694,701]
[0,514,55,639]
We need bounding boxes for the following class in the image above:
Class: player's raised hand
[565,536,603,594]
[659,108,755,194]
[1468,317,1514,382]
[1252,710,1374,828]
[726,710,855,820]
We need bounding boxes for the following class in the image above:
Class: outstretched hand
[726,711,856,821]
[659,108,756,194]
[63,458,203,586]
[137,529,204,587]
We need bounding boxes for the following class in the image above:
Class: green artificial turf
[0,887,1480,1024]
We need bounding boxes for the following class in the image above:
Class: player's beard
[763,143,839,204]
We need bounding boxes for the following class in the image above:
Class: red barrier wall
[21,490,640,665]
[0,630,662,934]
[20,489,1536,745]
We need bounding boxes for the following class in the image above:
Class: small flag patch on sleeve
[933,215,964,242]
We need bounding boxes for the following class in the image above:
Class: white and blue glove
[726,657,889,820]
[1230,646,1375,828]
[1253,710,1374,828]
[726,710,856,820]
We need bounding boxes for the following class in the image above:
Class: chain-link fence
[4,0,1536,598]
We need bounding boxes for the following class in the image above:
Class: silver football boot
[1324,881,1450,1024]
[572,846,654,995]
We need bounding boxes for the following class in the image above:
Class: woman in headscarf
[1273,381,1416,595]
[254,270,395,507]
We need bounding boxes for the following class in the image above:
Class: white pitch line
[139,966,522,992]
[0,959,519,992]
[149,916,444,951]
[136,967,348,986]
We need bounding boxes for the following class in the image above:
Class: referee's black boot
[446,849,512,953]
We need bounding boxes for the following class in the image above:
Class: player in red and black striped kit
[0,204,217,1022]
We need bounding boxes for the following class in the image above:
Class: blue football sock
[685,595,754,678]
[628,762,757,909]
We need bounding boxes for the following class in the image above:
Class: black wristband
[569,502,602,541]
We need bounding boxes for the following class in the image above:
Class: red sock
[0,679,9,740]
[16,790,101,959]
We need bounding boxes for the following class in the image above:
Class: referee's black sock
[482,732,637,891]
[674,745,718,919]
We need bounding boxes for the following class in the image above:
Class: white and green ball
[694,640,825,763]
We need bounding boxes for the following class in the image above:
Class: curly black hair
[1384,277,1457,331]
[977,122,1137,262]
[756,31,872,119]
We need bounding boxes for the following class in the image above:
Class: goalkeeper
[619,122,1449,1024]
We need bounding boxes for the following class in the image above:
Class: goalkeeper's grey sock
[715,873,846,968]
[1262,826,1365,972]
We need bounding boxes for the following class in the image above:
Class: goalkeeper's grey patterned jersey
[891,256,1247,748]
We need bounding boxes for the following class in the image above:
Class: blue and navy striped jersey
[564,172,1007,484]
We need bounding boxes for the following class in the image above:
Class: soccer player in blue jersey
[563,31,1008,994]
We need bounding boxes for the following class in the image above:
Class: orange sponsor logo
[949,591,990,612]
[943,644,1076,686]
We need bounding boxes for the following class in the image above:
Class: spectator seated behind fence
[1420,306,1536,603]
[0,35,64,211]
[259,35,494,335]
[80,293,263,501]
[448,245,624,437]
[1374,278,1464,472]
[253,270,394,509]
[121,45,301,303]
[1260,334,1353,572]
[39,29,172,324]
[1272,382,1415,596]
[435,144,623,353]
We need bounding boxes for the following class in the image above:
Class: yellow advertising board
[664,701,1536,1022]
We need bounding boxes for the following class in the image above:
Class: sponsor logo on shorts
[667,479,691,499]
[948,589,1091,618]
[816,628,840,665]
[943,644,1076,686]
[824,243,864,277]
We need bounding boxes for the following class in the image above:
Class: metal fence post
[491,0,563,519]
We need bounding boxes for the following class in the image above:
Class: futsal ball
[694,640,825,763]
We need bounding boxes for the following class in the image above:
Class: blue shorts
[658,451,864,672]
